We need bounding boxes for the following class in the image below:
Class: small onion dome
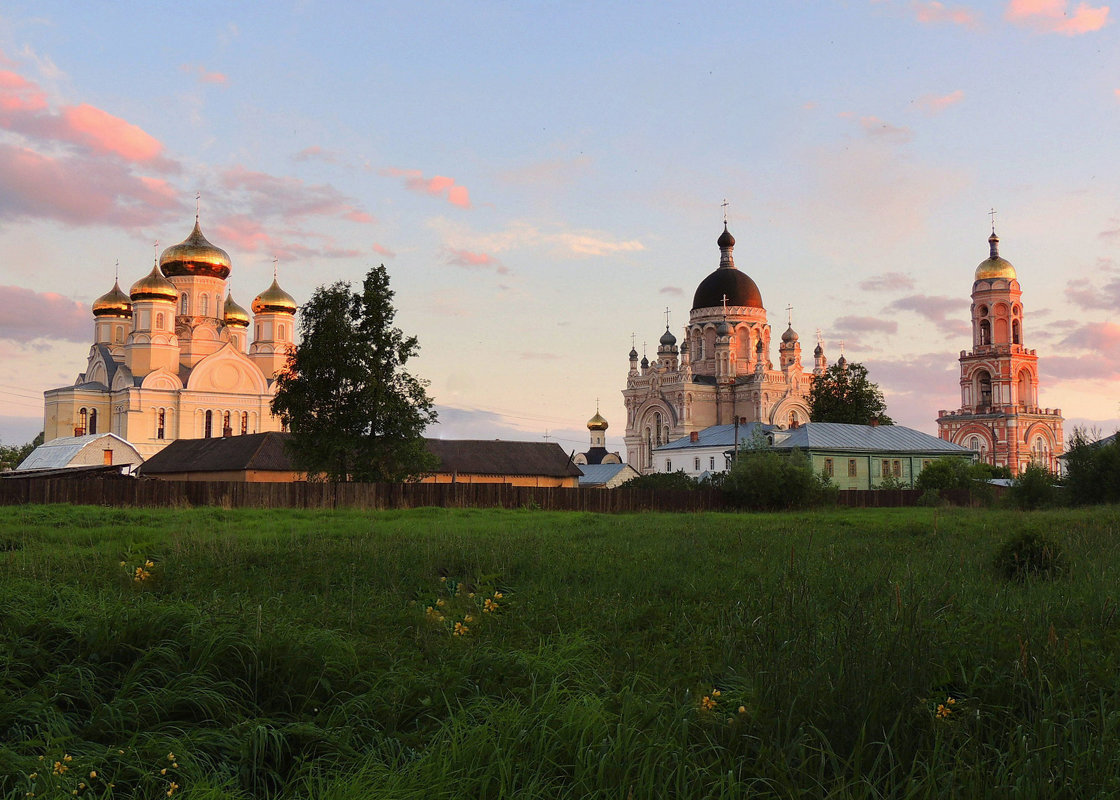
[717,222,735,249]
[837,354,848,369]
[814,342,823,356]
[640,355,649,369]
[160,220,232,280]
[587,412,608,431]
[252,277,297,314]
[781,325,798,343]
[974,232,1016,281]
[92,280,132,317]
[629,346,639,359]
[223,291,250,327]
[659,327,677,346]
[693,224,763,310]
[717,320,732,336]
[130,262,177,302]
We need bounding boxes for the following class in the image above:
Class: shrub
[914,458,971,492]
[619,470,700,491]
[1008,462,1058,510]
[722,448,833,510]
[1063,429,1120,506]
[994,531,1066,582]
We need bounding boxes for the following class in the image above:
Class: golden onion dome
[974,232,1017,281]
[129,262,178,303]
[587,411,608,431]
[160,219,232,280]
[223,291,251,327]
[92,280,132,318]
[252,278,297,314]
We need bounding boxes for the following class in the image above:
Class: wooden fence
[0,477,991,512]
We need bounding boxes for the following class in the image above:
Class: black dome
[692,268,763,310]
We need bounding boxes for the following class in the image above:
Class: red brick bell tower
[937,229,1064,473]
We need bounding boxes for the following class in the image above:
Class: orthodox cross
[839,339,846,356]
[664,306,671,329]
[153,241,159,264]
[786,304,793,327]
[114,259,119,282]
[195,191,201,222]
[721,294,729,315]
[630,332,636,350]
[543,429,551,442]
[989,207,997,234]
[815,328,823,347]
[721,198,729,224]
[273,256,279,279]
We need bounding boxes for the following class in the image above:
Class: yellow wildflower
[453,621,469,636]
[738,705,747,714]
[89,771,96,779]
[464,614,474,623]
[435,599,446,607]
[712,689,721,697]
[936,703,951,719]
[63,755,72,762]
[172,763,178,768]
[493,591,503,599]
[28,773,37,780]
[161,769,167,775]
[700,695,716,711]
[167,782,179,796]
[145,560,154,568]
[167,753,175,761]
[440,576,446,582]
[484,598,498,613]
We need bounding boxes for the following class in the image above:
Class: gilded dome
[252,278,297,314]
[692,224,764,311]
[92,280,132,318]
[129,262,177,302]
[160,220,232,280]
[223,291,250,327]
[587,412,608,431]
[974,232,1016,281]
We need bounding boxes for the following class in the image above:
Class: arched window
[77,408,88,435]
[200,294,209,316]
[969,436,980,451]
[204,410,213,438]
[979,319,991,345]
[114,326,123,344]
[1018,370,1033,407]
[157,409,166,440]
[222,411,231,435]
[1012,319,1021,345]
[89,408,97,435]
[278,323,286,339]
[976,370,992,408]
[241,411,248,435]
[789,410,800,429]
[654,412,663,446]
[180,294,189,315]
[156,313,164,330]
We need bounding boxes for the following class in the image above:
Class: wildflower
[946,697,956,706]
[484,598,499,613]
[494,591,503,599]
[117,750,124,755]
[700,695,716,711]
[28,773,37,780]
[89,771,96,778]
[161,769,167,775]
[78,783,86,789]
[436,599,446,607]
[167,753,175,761]
[453,621,469,636]
[738,705,747,714]
[712,689,721,698]
[440,576,447,582]
[63,755,72,762]
[120,561,126,566]
[53,762,68,775]
[167,782,179,796]
[468,592,475,598]
[464,614,474,623]
[172,763,178,768]
[145,560,154,568]
[936,703,951,719]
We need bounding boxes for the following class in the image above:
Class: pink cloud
[833,315,900,335]
[659,286,683,296]
[0,65,177,172]
[0,285,89,343]
[859,116,914,143]
[445,248,508,274]
[1065,273,1120,309]
[215,214,361,261]
[382,167,473,208]
[372,243,396,258]
[179,63,229,85]
[859,272,916,292]
[0,143,183,226]
[911,1,981,27]
[915,90,965,114]
[1059,320,1120,354]
[220,165,372,223]
[1005,0,1109,34]
[886,294,970,336]
[293,145,342,164]
[870,353,961,431]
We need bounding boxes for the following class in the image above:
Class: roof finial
[595,397,600,413]
[273,256,279,279]
[664,306,671,330]
[989,206,997,235]
[153,241,159,264]
[195,191,201,223]
[114,259,119,283]
[839,339,845,356]
[786,304,793,328]
[721,198,729,225]
[631,332,636,350]
[816,328,824,347]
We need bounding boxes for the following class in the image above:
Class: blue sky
[1,0,1118,452]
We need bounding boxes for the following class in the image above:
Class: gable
[186,344,268,394]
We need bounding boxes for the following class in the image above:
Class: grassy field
[3,504,1120,799]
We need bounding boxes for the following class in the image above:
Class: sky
[0,0,1118,454]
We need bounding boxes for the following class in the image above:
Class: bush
[1063,429,1120,506]
[1008,462,1058,510]
[619,470,700,491]
[994,531,1066,582]
[914,458,971,492]
[722,448,833,510]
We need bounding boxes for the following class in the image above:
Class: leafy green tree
[914,457,972,492]
[619,470,700,490]
[1063,428,1120,505]
[272,265,437,482]
[0,431,43,470]
[723,448,835,510]
[808,361,893,425]
[1008,462,1058,510]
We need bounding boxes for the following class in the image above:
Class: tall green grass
[2,504,1120,798]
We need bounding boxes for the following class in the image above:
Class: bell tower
[937,225,1064,473]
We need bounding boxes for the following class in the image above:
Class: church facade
[43,218,298,457]
[936,231,1064,473]
[622,224,827,472]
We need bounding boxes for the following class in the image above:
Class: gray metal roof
[17,433,138,470]
[657,422,972,456]
[657,422,776,451]
[577,463,636,486]
[773,422,972,454]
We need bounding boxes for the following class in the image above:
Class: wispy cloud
[220,164,372,223]
[431,219,644,260]
[293,145,342,164]
[859,115,915,143]
[659,286,683,296]
[1005,0,1109,34]
[215,215,361,261]
[0,286,89,344]
[911,1,982,27]
[833,315,900,335]
[371,243,396,258]
[886,294,970,336]
[444,248,508,274]
[915,89,965,114]
[382,167,472,208]
[1065,272,1120,309]
[179,63,229,85]
[859,272,917,292]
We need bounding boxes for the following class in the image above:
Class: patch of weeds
[994,531,1066,582]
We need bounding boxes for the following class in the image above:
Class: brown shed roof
[139,432,294,475]
[425,439,582,478]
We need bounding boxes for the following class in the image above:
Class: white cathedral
[623,223,829,472]
[43,217,298,457]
